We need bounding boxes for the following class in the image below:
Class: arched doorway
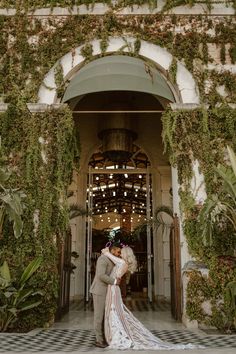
[38,40,200,306]
[61,53,176,309]
[39,42,199,318]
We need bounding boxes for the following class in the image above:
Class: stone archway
[38,36,200,105]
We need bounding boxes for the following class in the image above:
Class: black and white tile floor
[1,328,236,352]
[1,300,236,352]
[79,298,171,312]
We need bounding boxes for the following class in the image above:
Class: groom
[90,243,121,348]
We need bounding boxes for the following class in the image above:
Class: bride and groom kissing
[90,242,199,350]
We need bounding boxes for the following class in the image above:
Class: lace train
[105,285,201,350]
[103,251,202,350]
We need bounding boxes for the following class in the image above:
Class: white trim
[170,103,204,110]
[0,1,234,16]
[38,36,200,105]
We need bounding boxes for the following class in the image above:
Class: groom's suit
[90,254,115,343]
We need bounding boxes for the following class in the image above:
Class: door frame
[85,167,153,302]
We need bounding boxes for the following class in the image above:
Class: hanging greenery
[162,106,236,330]
[0,0,235,331]
[0,10,235,103]
[0,100,80,331]
[186,257,236,331]
[162,105,236,193]
[161,105,236,274]
[0,0,234,12]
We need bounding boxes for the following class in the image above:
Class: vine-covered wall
[0,9,235,103]
[0,0,235,330]
[162,106,236,330]
[162,106,236,195]
[0,0,235,12]
[0,101,79,330]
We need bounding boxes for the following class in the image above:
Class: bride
[102,246,199,350]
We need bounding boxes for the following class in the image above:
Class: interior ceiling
[90,173,150,216]
[71,90,165,218]
[88,147,151,216]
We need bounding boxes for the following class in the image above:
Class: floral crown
[105,241,128,248]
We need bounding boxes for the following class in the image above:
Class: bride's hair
[121,247,137,274]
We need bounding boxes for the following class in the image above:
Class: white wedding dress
[104,251,200,350]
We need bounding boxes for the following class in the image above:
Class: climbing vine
[0,101,79,331]
[162,105,236,330]
[186,257,236,331]
[0,0,235,11]
[0,11,235,103]
[162,105,236,193]
[0,0,235,331]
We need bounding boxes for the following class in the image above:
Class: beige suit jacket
[90,254,115,296]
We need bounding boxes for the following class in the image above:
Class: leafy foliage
[0,102,79,331]
[134,205,173,236]
[185,147,236,331]
[0,147,25,238]
[0,257,43,332]
[162,108,236,330]
[186,258,236,331]
[224,281,236,328]
[0,0,193,10]
[0,8,235,103]
[162,106,236,194]
[198,146,236,245]
[0,0,235,332]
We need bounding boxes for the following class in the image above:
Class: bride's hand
[101,247,109,254]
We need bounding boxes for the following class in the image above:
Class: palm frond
[198,146,236,245]
[134,205,173,236]
[216,165,236,200]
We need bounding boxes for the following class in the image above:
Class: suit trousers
[92,293,106,343]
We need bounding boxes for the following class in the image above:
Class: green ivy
[80,42,94,61]
[186,258,236,331]
[168,57,177,84]
[0,0,235,331]
[0,0,159,11]
[162,105,236,330]
[0,12,235,103]
[0,0,234,12]
[0,0,173,10]
[0,101,80,331]
[162,105,236,194]
[55,62,66,99]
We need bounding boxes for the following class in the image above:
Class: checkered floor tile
[124,298,171,311]
[76,298,170,312]
[0,329,236,352]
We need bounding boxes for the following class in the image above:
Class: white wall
[152,166,172,300]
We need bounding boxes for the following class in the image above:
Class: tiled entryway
[0,299,236,352]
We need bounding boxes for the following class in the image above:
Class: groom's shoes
[95,341,108,348]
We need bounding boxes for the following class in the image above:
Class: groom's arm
[103,251,127,280]
[97,256,115,285]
